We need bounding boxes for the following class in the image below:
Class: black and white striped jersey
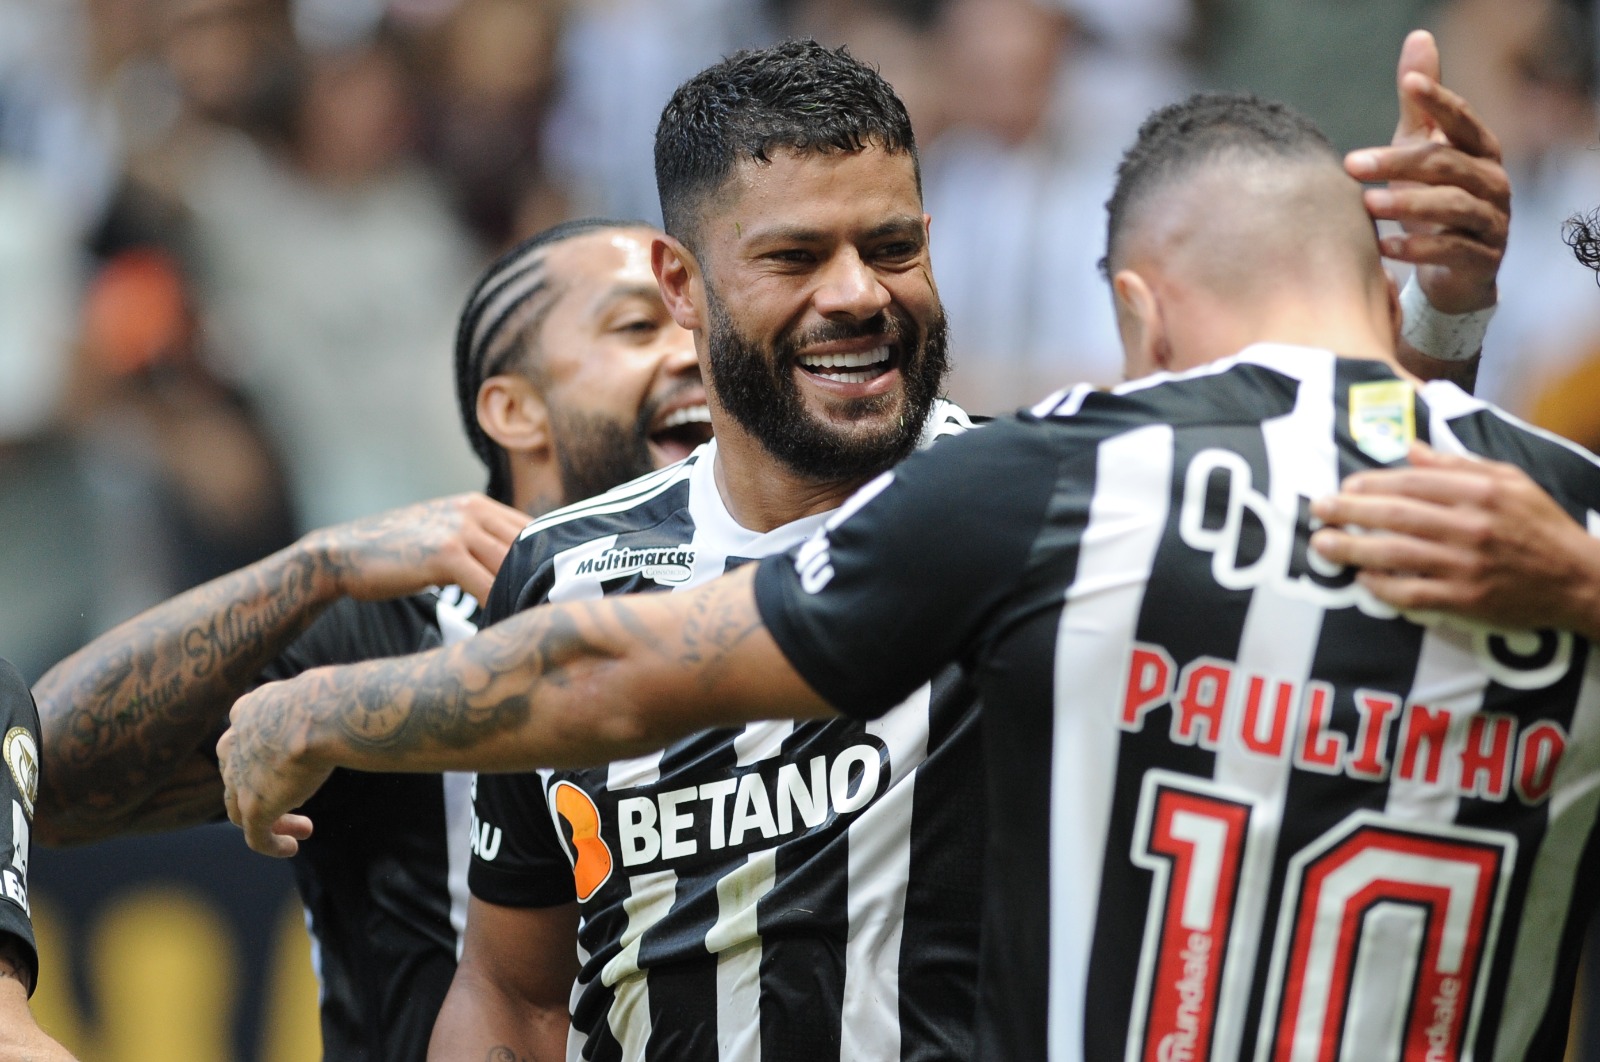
[258,587,481,1062]
[0,659,39,993]
[470,400,981,1062]
[755,345,1600,1062]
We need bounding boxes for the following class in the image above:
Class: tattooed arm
[220,566,833,857]
[34,493,528,845]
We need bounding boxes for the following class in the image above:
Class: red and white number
[1127,778,1514,1062]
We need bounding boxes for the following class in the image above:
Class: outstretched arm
[1352,29,1510,391]
[35,493,527,845]
[219,565,833,857]
[1311,443,1600,642]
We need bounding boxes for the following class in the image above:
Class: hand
[1346,29,1510,315]
[300,493,527,603]
[218,675,330,857]
[1309,443,1600,639]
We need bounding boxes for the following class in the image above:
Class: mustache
[784,311,910,353]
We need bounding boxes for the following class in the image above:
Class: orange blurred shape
[83,249,189,376]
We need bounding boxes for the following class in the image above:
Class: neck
[510,462,565,520]
[710,421,871,532]
[1178,290,1401,375]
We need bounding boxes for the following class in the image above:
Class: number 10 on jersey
[1127,771,1514,1062]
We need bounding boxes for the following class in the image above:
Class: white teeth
[831,370,875,384]
[799,346,891,370]
[659,404,711,429]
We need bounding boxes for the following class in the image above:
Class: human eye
[874,237,923,263]
[763,247,816,267]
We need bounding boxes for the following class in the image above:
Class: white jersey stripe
[710,850,777,1061]
[602,869,678,1058]
[1049,424,1174,1060]
[1491,646,1600,1059]
[1209,356,1337,1062]
[839,689,930,1062]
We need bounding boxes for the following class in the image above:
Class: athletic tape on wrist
[1399,275,1495,363]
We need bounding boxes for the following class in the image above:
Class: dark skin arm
[427,900,580,1062]
[34,493,527,845]
[219,565,833,857]
[1351,31,1510,392]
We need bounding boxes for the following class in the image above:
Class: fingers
[1393,29,1442,140]
[244,812,309,859]
[1404,442,1484,471]
[1310,525,1465,574]
[1324,468,1495,512]
[1348,142,1508,209]
[446,496,528,599]
[1399,72,1502,163]
[1365,184,1503,239]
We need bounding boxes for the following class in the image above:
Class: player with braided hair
[32,219,706,1061]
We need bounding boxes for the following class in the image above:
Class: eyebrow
[586,282,664,317]
[743,215,925,246]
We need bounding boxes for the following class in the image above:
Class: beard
[548,406,654,504]
[548,376,708,504]
[703,285,950,482]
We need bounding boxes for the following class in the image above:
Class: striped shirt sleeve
[755,418,1059,718]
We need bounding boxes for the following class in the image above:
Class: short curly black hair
[1566,208,1600,283]
[654,39,919,248]
[1101,92,1339,277]
[455,217,648,503]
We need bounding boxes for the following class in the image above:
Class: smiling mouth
[649,402,713,456]
[797,345,894,384]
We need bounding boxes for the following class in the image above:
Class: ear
[477,373,550,462]
[653,234,703,332]
[1111,268,1170,378]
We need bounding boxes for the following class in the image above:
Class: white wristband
[1399,275,1495,362]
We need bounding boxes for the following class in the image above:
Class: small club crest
[1349,380,1416,464]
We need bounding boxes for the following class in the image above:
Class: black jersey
[0,659,40,993]
[756,345,1600,1062]
[258,587,482,1062]
[471,401,982,1062]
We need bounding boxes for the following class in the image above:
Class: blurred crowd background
[1,0,1598,1058]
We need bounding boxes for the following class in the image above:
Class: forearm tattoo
[299,573,768,766]
[34,548,337,823]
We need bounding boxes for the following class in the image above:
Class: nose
[813,248,892,321]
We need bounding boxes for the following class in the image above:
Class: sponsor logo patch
[574,545,695,585]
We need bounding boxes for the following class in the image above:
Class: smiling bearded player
[422,42,979,1062]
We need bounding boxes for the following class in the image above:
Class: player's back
[998,343,1600,1060]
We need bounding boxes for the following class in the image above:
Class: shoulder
[514,455,701,553]
[0,661,38,819]
[1423,382,1600,508]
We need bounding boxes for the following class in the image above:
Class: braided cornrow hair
[455,218,649,502]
